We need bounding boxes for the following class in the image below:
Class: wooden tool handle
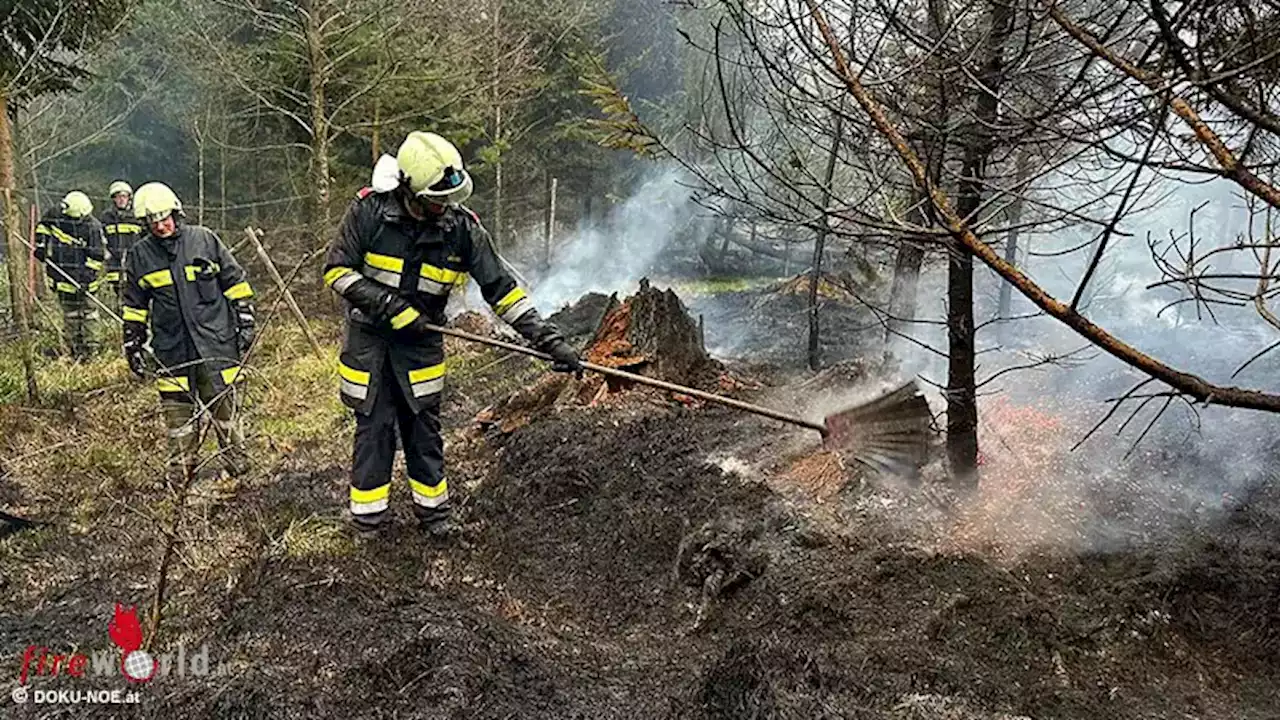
[425,322,828,435]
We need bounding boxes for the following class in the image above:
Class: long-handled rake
[428,323,932,477]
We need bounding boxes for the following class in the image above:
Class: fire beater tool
[428,323,932,477]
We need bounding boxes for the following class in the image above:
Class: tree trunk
[195,116,205,225]
[886,0,951,347]
[29,159,43,300]
[948,0,1015,486]
[219,116,228,233]
[720,220,740,263]
[809,111,845,371]
[886,225,926,344]
[543,174,557,273]
[490,0,504,247]
[996,222,1020,339]
[304,3,331,250]
[996,151,1032,341]
[371,93,381,162]
[0,91,39,402]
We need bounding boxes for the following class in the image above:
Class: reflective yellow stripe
[221,366,244,384]
[324,267,354,286]
[85,258,104,271]
[55,281,78,293]
[419,264,460,284]
[104,271,121,282]
[408,363,446,383]
[140,269,174,288]
[122,306,148,322]
[389,306,420,330]
[493,287,527,315]
[105,224,117,234]
[38,224,80,245]
[409,478,447,498]
[116,223,142,234]
[351,484,390,503]
[223,281,253,300]
[363,252,404,273]
[52,226,78,245]
[409,478,448,508]
[338,362,370,385]
[156,376,191,393]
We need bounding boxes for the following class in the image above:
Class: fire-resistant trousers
[57,291,100,360]
[161,364,248,477]
[349,360,448,528]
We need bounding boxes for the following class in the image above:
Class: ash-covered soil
[2,355,1278,719]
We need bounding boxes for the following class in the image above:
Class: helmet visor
[415,168,473,206]
[421,167,466,195]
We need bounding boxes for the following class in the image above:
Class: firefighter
[120,182,255,479]
[100,180,143,308]
[35,191,106,360]
[323,131,582,536]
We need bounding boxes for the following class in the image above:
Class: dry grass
[277,514,354,559]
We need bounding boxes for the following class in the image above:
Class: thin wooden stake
[245,227,325,359]
[544,176,557,272]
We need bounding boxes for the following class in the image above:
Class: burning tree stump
[587,278,719,388]
[477,280,722,432]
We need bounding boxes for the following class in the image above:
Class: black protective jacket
[35,209,105,294]
[121,222,256,400]
[323,188,561,415]
[99,205,143,279]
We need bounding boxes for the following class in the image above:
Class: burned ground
[1,313,1279,719]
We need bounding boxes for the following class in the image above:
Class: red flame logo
[108,604,144,653]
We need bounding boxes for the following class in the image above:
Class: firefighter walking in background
[121,182,256,480]
[35,191,106,360]
[323,131,582,536]
[100,180,143,310]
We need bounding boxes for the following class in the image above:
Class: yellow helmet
[107,180,132,198]
[396,131,473,205]
[61,191,93,219]
[133,182,183,223]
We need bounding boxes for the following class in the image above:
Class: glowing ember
[945,397,1091,559]
[778,450,848,502]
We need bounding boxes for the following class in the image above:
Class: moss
[666,277,772,296]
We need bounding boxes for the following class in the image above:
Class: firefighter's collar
[383,195,458,233]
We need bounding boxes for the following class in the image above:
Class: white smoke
[531,168,698,310]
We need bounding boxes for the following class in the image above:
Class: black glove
[123,321,148,379]
[124,342,146,379]
[234,301,256,358]
[405,313,436,337]
[543,337,583,376]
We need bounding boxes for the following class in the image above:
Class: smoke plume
[531,168,699,310]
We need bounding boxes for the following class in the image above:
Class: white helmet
[395,131,473,206]
[61,191,93,219]
[108,180,132,199]
[133,182,183,223]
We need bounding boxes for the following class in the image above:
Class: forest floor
[0,288,1278,719]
